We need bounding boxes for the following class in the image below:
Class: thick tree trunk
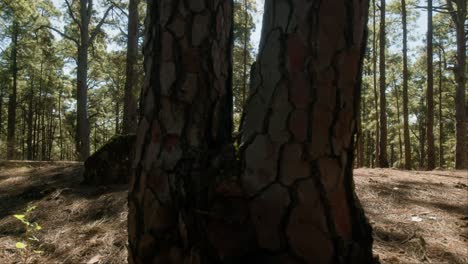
[378,0,389,167]
[401,0,411,170]
[372,0,380,168]
[129,0,375,263]
[241,0,374,261]
[446,0,466,169]
[129,0,234,262]
[426,0,435,170]
[7,22,19,160]
[122,0,139,134]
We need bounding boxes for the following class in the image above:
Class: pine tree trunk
[426,0,435,170]
[76,1,91,160]
[128,0,234,262]
[446,0,466,169]
[27,74,34,160]
[419,96,426,168]
[394,85,403,166]
[241,0,248,107]
[372,0,380,168]
[401,0,411,170]
[58,85,64,160]
[115,100,120,134]
[122,0,139,134]
[378,0,389,167]
[6,22,19,160]
[240,0,374,260]
[129,0,375,263]
[438,48,444,168]
[0,82,3,145]
[357,97,365,168]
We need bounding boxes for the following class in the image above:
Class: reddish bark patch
[290,73,309,109]
[164,134,180,152]
[289,110,308,142]
[287,35,307,73]
[329,188,352,240]
[152,123,161,143]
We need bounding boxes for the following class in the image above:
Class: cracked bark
[129,0,375,263]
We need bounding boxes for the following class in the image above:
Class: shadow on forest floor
[0,163,466,264]
[355,168,468,264]
[0,161,128,264]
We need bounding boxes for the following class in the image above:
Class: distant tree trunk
[357,97,365,168]
[27,73,34,160]
[58,85,64,160]
[366,131,373,167]
[128,0,375,263]
[378,0,389,167]
[426,0,435,170]
[401,0,412,170]
[372,0,380,167]
[419,96,426,168]
[446,0,466,169]
[438,47,444,168]
[0,82,4,141]
[115,100,120,135]
[122,0,139,134]
[241,0,248,106]
[7,22,19,160]
[394,84,403,165]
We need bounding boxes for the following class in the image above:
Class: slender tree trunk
[438,48,444,168]
[419,96,426,168]
[129,0,375,263]
[426,0,435,170]
[401,0,411,169]
[0,82,3,143]
[378,0,389,167]
[58,85,64,160]
[7,22,19,160]
[241,0,248,107]
[122,0,139,134]
[76,1,91,160]
[115,100,120,134]
[27,73,34,160]
[357,97,365,168]
[394,84,403,166]
[372,0,380,167]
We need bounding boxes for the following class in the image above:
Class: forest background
[0,0,466,170]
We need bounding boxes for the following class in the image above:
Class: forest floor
[0,162,466,264]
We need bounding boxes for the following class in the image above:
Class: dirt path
[0,162,466,263]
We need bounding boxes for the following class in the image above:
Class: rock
[83,134,136,185]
